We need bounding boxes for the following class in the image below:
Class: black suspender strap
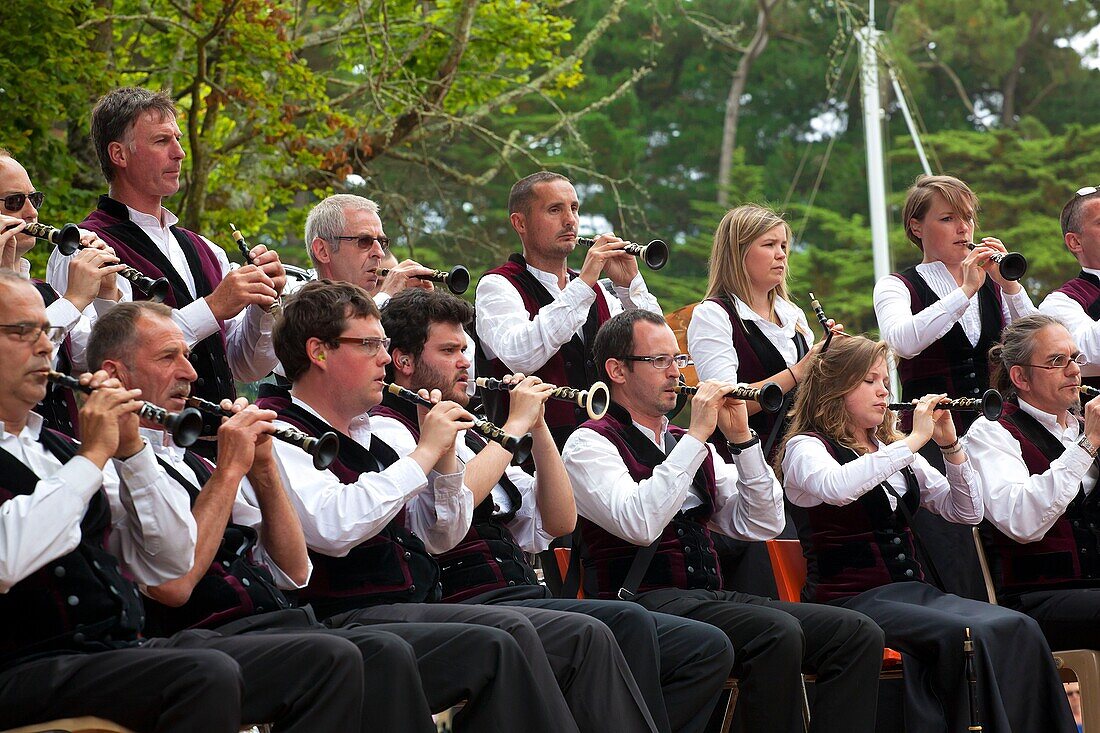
[615,431,680,601]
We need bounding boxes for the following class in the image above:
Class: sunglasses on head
[1077,186,1100,197]
[2,192,44,212]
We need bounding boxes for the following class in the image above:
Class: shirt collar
[0,411,44,442]
[732,293,800,332]
[290,394,373,442]
[524,261,566,288]
[1017,397,1079,437]
[125,204,179,231]
[1084,267,1100,280]
[140,425,181,453]
[632,415,671,448]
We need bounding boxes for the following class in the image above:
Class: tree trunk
[717,0,780,207]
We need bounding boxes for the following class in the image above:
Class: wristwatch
[726,430,760,456]
[1079,434,1098,459]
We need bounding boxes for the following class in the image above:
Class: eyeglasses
[1,192,44,212]
[621,354,691,369]
[329,235,391,253]
[1077,186,1099,197]
[0,323,66,344]
[1021,353,1088,370]
[333,336,391,356]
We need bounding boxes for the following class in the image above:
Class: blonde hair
[705,205,792,312]
[774,335,903,480]
[901,174,980,249]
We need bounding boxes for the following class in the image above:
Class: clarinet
[230,224,281,316]
[383,383,533,466]
[48,370,203,447]
[964,627,983,731]
[184,396,339,470]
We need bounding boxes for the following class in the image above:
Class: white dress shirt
[262,396,471,556]
[1039,267,1100,380]
[19,259,116,372]
[46,204,277,382]
[371,415,554,555]
[142,427,310,590]
[874,261,1037,358]
[782,434,983,524]
[562,418,785,547]
[476,263,662,374]
[0,413,198,592]
[687,295,812,384]
[964,399,1098,543]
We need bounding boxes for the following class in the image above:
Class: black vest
[576,402,723,598]
[0,429,144,668]
[800,433,924,603]
[255,386,441,618]
[32,281,79,439]
[369,394,540,602]
[891,267,1003,433]
[142,449,291,635]
[475,254,611,448]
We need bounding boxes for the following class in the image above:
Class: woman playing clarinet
[688,204,838,462]
[873,174,1039,597]
[687,204,838,593]
[778,335,1076,733]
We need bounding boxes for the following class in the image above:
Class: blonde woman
[778,335,1075,733]
[687,204,834,461]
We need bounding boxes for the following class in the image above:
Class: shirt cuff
[732,442,770,480]
[1064,444,1096,475]
[668,434,709,476]
[178,298,221,342]
[92,297,119,317]
[57,454,106,504]
[562,277,599,309]
[47,297,82,330]
[112,441,163,491]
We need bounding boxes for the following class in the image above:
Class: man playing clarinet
[476,171,664,449]
[48,87,286,410]
[1039,186,1100,388]
[562,309,885,733]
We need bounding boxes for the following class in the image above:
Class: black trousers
[840,581,1077,733]
[636,588,884,733]
[471,585,734,733]
[147,628,364,732]
[1005,586,1100,655]
[214,607,438,732]
[328,602,594,733]
[0,644,243,733]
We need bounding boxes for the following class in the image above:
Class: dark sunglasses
[2,192,44,211]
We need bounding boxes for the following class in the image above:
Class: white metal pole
[889,67,932,176]
[858,21,899,392]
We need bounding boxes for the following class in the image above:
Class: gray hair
[91,87,178,183]
[304,194,380,267]
[989,314,1067,398]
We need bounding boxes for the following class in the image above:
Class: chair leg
[801,676,811,733]
[1055,650,1100,733]
[719,678,739,733]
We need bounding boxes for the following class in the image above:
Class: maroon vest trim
[981,402,1098,595]
[1055,273,1100,391]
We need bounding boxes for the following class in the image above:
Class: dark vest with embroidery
[576,402,723,599]
[0,430,144,668]
[799,433,924,603]
[891,267,1004,433]
[980,402,1100,597]
[256,386,441,617]
[705,295,807,461]
[475,254,612,448]
[82,196,235,405]
[142,449,291,636]
[369,393,539,602]
[32,281,79,438]
[1054,272,1100,391]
